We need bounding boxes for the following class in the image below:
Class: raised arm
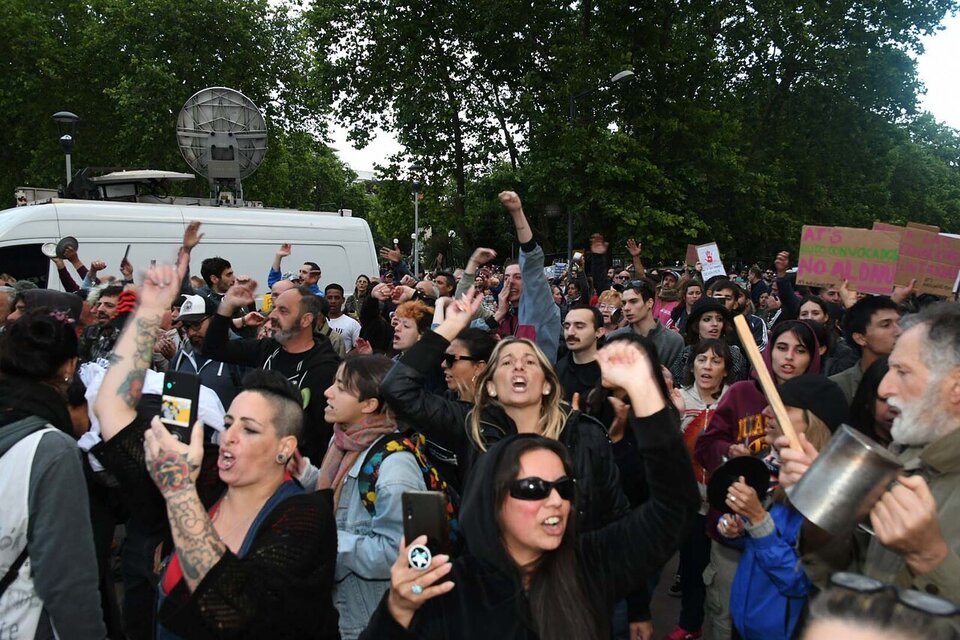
[626,239,645,279]
[500,191,560,362]
[268,243,290,288]
[95,259,185,441]
[583,341,698,602]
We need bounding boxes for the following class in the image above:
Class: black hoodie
[202,313,341,460]
[359,407,699,640]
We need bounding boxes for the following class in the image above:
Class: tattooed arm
[144,416,225,591]
[95,260,186,441]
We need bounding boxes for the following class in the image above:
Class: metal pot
[786,425,903,536]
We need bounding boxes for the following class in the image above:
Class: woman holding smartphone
[94,260,340,639]
[360,337,699,640]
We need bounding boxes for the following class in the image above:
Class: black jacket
[202,314,341,460]
[381,330,631,532]
[359,408,699,639]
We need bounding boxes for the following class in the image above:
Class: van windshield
[0,244,49,288]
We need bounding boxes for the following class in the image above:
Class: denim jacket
[334,437,427,640]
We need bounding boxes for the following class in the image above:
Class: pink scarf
[317,414,397,507]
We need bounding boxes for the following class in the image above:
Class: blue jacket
[267,267,322,296]
[729,503,812,640]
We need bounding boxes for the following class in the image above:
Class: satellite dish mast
[176,87,267,204]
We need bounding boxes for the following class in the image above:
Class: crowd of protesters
[1,191,959,640]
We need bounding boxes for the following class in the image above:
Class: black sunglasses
[830,572,959,616]
[442,353,481,367]
[509,476,576,501]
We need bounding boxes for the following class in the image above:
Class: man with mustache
[203,283,341,460]
[781,302,960,602]
[556,305,603,400]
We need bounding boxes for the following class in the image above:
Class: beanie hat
[778,375,848,432]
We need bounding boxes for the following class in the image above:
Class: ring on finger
[411,583,424,596]
[728,494,737,503]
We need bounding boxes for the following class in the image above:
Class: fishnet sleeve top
[96,414,341,639]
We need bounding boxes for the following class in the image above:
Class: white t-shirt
[328,314,361,352]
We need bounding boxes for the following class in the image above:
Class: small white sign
[696,242,726,280]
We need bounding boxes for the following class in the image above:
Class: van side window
[0,244,49,288]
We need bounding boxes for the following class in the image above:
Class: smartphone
[160,371,201,443]
[122,244,131,262]
[402,491,450,559]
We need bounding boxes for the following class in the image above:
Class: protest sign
[907,222,941,233]
[696,242,726,280]
[685,244,698,265]
[797,226,899,295]
[893,226,960,297]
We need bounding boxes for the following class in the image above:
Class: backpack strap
[356,431,461,544]
[0,548,28,600]
[357,433,409,516]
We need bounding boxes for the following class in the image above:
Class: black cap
[778,375,849,432]
[707,456,771,512]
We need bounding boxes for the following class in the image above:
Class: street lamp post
[52,111,80,189]
[565,70,634,266]
[410,164,424,278]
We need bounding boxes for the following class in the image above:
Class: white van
[0,199,379,296]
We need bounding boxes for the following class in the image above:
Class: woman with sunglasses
[361,337,699,640]
[381,288,630,532]
[344,274,371,318]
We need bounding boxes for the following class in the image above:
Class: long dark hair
[0,307,78,381]
[493,436,602,640]
[849,356,891,446]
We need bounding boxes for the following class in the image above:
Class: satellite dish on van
[176,87,267,203]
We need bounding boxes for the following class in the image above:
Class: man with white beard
[781,302,960,601]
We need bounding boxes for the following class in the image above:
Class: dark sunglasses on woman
[442,353,481,367]
[510,476,576,501]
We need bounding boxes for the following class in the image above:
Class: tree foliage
[306,0,960,266]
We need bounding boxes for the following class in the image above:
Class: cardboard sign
[685,244,698,265]
[696,243,726,280]
[797,226,899,295]
[894,226,960,297]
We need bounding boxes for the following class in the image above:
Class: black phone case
[160,371,201,443]
[402,491,450,558]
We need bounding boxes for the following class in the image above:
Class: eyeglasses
[442,353,481,367]
[509,476,576,501]
[829,572,960,617]
[614,275,629,280]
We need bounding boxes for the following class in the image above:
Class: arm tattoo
[114,317,162,408]
[166,490,226,591]
[117,368,147,408]
[150,449,198,495]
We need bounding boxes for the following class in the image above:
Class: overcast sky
[330,14,960,173]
